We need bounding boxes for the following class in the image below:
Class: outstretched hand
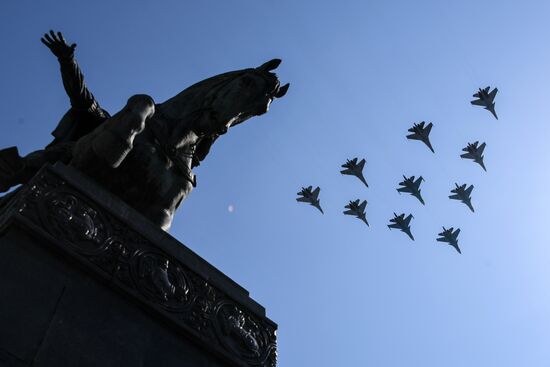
[41,30,76,59]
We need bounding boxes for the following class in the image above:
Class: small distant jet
[340,158,368,187]
[437,227,462,254]
[296,186,324,214]
[471,86,498,120]
[449,183,475,212]
[406,121,434,153]
[387,212,414,241]
[397,175,425,205]
[343,199,369,226]
[461,141,487,171]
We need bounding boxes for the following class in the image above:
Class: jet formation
[294,86,499,252]
[471,86,498,120]
[449,183,475,212]
[296,186,324,214]
[461,141,486,171]
[340,158,368,187]
[406,121,434,153]
[396,175,425,205]
[387,213,414,241]
[343,199,369,226]
[437,227,461,254]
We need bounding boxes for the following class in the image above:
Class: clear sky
[1,1,550,365]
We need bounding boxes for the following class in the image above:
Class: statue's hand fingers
[49,30,60,43]
[57,32,69,46]
[40,37,52,49]
[42,32,55,45]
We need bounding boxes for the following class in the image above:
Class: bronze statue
[0,31,289,230]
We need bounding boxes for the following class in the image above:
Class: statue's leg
[0,143,73,193]
[146,182,194,231]
[71,94,155,170]
[0,147,24,192]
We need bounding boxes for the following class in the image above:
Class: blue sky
[2,1,550,365]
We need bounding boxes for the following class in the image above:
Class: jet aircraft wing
[403,214,413,226]
[311,187,320,199]
[478,143,486,154]
[296,196,310,203]
[424,123,432,134]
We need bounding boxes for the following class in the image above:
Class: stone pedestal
[0,164,276,367]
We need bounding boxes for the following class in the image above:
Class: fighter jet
[437,227,461,254]
[296,186,324,214]
[406,121,435,153]
[343,199,369,226]
[461,141,487,171]
[387,213,414,241]
[449,183,475,212]
[340,158,368,187]
[396,175,425,205]
[471,86,498,120]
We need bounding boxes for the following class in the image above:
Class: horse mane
[157,69,253,121]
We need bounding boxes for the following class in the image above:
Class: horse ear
[257,59,281,71]
[274,83,289,98]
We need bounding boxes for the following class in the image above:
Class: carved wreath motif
[38,190,110,255]
[215,301,277,366]
[131,251,192,309]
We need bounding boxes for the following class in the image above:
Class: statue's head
[157,59,289,136]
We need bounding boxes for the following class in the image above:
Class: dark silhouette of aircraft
[397,175,425,205]
[387,212,414,241]
[461,141,486,171]
[407,121,434,153]
[343,199,369,226]
[437,227,461,254]
[340,158,368,187]
[471,86,498,119]
[296,186,324,214]
[449,183,475,212]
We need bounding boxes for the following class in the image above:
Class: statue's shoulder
[50,106,109,146]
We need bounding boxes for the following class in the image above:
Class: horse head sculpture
[159,59,289,134]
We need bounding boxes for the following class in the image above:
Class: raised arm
[41,30,107,118]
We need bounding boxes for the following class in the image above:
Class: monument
[0,31,287,366]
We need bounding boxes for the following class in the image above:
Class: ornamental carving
[9,166,277,366]
[215,302,277,366]
[38,190,110,255]
[131,251,192,310]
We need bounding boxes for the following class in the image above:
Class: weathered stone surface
[0,163,277,366]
